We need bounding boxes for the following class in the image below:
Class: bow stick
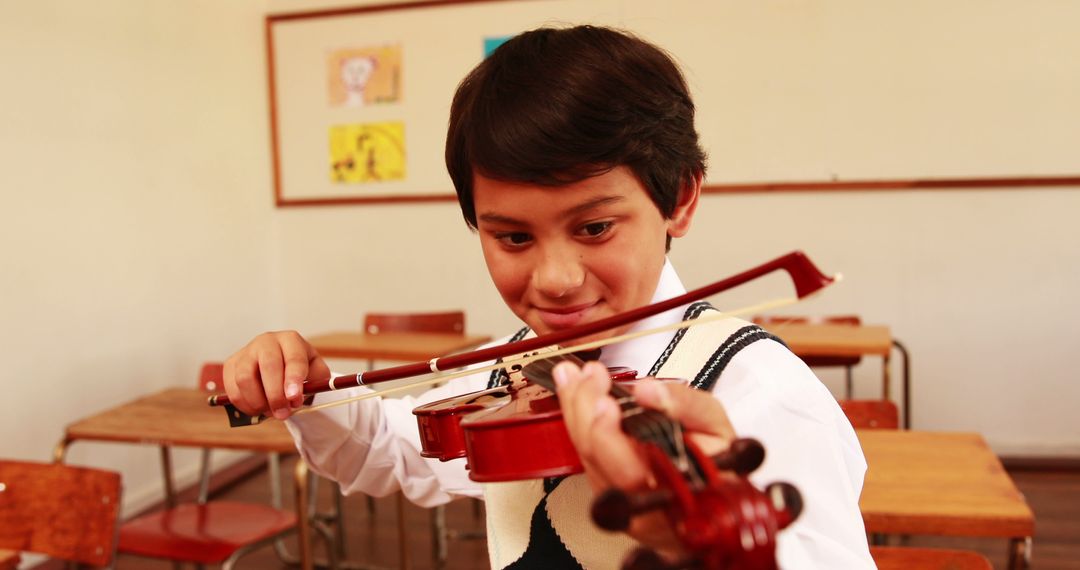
[210,250,838,424]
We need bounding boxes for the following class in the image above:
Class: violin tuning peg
[765,481,803,527]
[591,487,672,531]
[712,437,765,476]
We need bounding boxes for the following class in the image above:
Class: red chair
[871,546,992,569]
[115,363,298,569]
[0,460,122,568]
[839,399,900,430]
[363,311,483,567]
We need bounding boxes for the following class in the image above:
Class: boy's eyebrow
[476,195,625,226]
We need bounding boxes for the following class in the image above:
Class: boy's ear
[666,172,702,238]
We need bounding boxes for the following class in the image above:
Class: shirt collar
[599,258,690,376]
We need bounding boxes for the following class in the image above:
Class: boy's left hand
[552,360,737,554]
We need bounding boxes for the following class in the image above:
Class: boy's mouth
[534,302,598,330]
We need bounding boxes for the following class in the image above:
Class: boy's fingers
[257,345,290,420]
[633,379,736,444]
[554,361,650,490]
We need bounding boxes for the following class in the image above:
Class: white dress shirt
[286,260,873,568]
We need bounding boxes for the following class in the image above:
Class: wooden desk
[761,322,911,426]
[56,388,314,570]
[761,322,892,359]
[309,331,492,362]
[0,550,19,570]
[858,430,1035,569]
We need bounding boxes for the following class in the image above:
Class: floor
[105,459,1079,569]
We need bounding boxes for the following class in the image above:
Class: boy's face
[473,166,698,345]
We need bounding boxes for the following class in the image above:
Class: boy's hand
[552,360,736,553]
[223,331,331,420]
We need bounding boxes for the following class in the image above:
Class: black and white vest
[483,302,783,570]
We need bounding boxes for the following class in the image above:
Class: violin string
[294,294,800,417]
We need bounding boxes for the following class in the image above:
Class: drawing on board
[327,45,402,107]
[329,121,407,184]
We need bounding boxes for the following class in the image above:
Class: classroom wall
[0,0,281,514]
[1,0,1076,520]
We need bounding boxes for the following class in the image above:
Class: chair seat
[118,501,296,563]
[870,546,993,569]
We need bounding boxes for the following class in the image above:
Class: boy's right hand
[223,331,332,420]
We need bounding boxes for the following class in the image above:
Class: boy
[224,25,872,568]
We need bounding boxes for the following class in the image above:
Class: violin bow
[211,250,838,425]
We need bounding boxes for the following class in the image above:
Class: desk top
[309,331,492,361]
[858,430,1034,537]
[64,388,295,453]
[760,322,892,357]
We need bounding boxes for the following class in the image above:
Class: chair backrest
[198,362,225,392]
[0,460,121,567]
[839,399,900,429]
[870,546,992,570]
[364,310,465,335]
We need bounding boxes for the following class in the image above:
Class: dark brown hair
[445,25,706,228]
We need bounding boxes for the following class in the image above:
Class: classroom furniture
[839,399,900,430]
[870,546,993,569]
[359,310,486,569]
[0,550,18,570]
[56,387,317,570]
[757,320,912,428]
[308,328,492,363]
[0,460,122,568]
[102,364,300,569]
[753,315,864,397]
[858,430,1035,570]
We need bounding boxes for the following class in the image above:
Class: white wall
[1,0,1076,519]
[0,0,282,513]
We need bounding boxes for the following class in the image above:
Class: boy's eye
[578,221,613,238]
[495,232,532,247]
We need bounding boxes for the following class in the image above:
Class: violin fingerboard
[521,354,585,392]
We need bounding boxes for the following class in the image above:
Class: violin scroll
[591,436,802,570]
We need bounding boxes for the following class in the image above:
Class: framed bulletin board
[266,0,1080,207]
[267,0,610,206]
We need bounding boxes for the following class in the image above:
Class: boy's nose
[532,250,585,298]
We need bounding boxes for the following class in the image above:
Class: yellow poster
[329,122,406,183]
[327,45,403,107]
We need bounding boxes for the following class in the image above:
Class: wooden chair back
[364,310,465,335]
[0,460,121,567]
[839,399,900,429]
[870,546,992,569]
[198,362,225,392]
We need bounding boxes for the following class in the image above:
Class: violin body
[412,365,636,472]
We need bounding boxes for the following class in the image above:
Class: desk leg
[881,353,892,402]
[892,339,912,429]
[1009,537,1032,570]
[53,439,70,464]
[159,446,176,510]
[294,459,314,570]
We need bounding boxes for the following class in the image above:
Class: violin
[430,351,802,569]
[521,356,802,570]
